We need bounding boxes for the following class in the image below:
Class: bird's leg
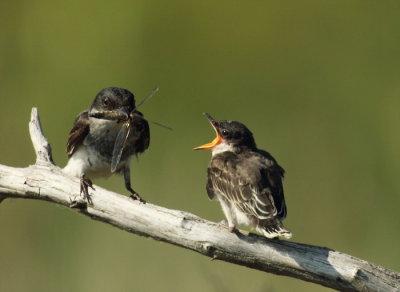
[218,219,238,233]
[123,167,145,203]
[80,175,94,204]
[70,175,94,208]
[228,226,239,233]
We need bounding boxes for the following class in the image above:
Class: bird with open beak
[194,113,292,239]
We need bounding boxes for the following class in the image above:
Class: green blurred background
[1,0,400,291]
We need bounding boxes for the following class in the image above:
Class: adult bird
[194,113,291,239]
[63,87,150,204]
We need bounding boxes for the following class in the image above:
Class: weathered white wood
[29,107,54,165]
[0,108,399,292]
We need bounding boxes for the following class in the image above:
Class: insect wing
[111,122,131,173]
[135,87,159,110]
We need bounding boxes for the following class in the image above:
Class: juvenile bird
[194,113,291,239]
[63,87,150,204]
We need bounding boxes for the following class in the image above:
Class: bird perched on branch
[194,113,291,239]
[63,87,150,204]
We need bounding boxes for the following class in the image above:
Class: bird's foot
[80,176,95,204]
[70,176,94,208]
[69,196,88,209]
[228,226,239,233]
[129,194,146,203]
[218,220,238,233]
[128,190,146,204]
[71,176,95,208]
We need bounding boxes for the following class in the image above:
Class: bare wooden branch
[0,108,399,291]
[29,108,55,166]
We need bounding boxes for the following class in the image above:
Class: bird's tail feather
[258,219,292,239]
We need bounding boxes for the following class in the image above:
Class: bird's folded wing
[66,111,90,157]
[206,157,280,220]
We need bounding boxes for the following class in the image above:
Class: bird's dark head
[194,113,256,153]
[89,87,135,119]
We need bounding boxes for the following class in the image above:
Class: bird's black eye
[103,97,110,106]
[221,129,229,137]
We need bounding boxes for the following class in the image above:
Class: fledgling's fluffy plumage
[63,87,149,203]
[195,113,291,239]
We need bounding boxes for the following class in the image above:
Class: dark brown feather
[66,111,90,158]
[130,111,150,155]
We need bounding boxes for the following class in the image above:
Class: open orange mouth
[194,114,222,150]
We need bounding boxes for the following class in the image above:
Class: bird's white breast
[63,118,128,179]
[211,142,234,156]
[63,146,115,178]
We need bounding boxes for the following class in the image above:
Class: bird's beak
[194,113,222,150]
[115,108,130,120]
[89,108,130,121]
